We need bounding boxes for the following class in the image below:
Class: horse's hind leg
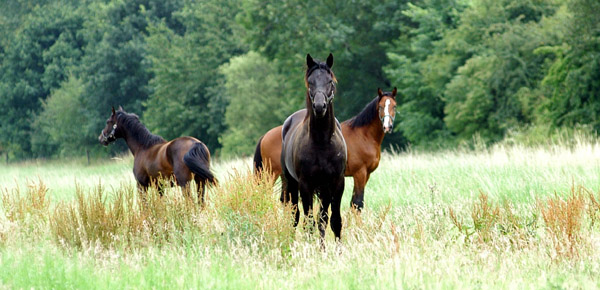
[280,169,290,203]
[173,163,194,198]
[194,175,206,206]
[281,169,300,226]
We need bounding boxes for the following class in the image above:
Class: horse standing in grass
[98,107,216,203]
[280,53,346,242]
[254,87,397,211]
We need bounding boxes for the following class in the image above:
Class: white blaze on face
[383,99,392,132]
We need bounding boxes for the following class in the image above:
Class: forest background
[0,0,598,160]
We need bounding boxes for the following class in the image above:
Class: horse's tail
[183,142,217,185]
[253,135,264,174]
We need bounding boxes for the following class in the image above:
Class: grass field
[1,141,600,289]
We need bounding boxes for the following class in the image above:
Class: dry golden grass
[212,169,296,252]
[0,169,298,256]
[538,185,587,260]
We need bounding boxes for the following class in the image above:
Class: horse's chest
[297,147,345,180]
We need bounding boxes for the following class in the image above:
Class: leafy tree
[219,51,298,157]
[0,0,57,51]
[385,0,466,146]
[386,0,563,146]
[538,0,600,130]
[32,76,91,157]
[75,0,184,154]
[143,0,246,152]
[443,0,562,141]
[0,2,85,158]
[239,0,406,122]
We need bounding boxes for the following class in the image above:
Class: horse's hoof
[351,201,364,212]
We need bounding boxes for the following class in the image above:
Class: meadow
[1,140,600,289]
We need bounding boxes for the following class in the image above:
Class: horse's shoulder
[282,109,308,141]
[340,120,353,134]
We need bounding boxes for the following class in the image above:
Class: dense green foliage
[0,0,598,159]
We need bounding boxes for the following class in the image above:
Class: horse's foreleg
[137,182,149,208]
[318,195,331,248]
[299,182,315,234]
[350,168,368,211]
[330,178,344,242]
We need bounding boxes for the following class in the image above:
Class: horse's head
[306,53,336,118]
[377,87,397,134]
[98,106,122,146]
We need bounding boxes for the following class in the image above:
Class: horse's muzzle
[98,134,108,146]
[98,132,114,146]
[383,125,393,134]
[312,102,327,118]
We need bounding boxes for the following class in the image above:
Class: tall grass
[1,140,600,288]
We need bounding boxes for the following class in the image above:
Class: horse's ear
[392,87,397,99]
[118,105,123,112]
[326,53,334,68]
[306,54,316,69]
[377,88,384,99]
[111,106,116,115]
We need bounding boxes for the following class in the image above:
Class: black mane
[346,92,394,128]
[116,111,166,148]
[346,97,379,128]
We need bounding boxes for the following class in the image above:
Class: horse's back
[166,137,206,163]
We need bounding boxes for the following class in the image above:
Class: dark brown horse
[98,107,216,203]
[280,53,346,242]
[254,87,397,211]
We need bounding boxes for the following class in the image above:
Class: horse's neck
[364,117,385,146]
[122,132,144,156]
[308,105,337,143]
[120,126,156,157]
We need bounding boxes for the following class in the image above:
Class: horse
[98,106,216,203]
[254,87,397,211]
[280,53,347,243]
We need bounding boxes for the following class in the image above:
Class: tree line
[0,0,598,160]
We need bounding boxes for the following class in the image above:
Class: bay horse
[254,87,397,211]
[280,53,347,242]
[98,106,216,203]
